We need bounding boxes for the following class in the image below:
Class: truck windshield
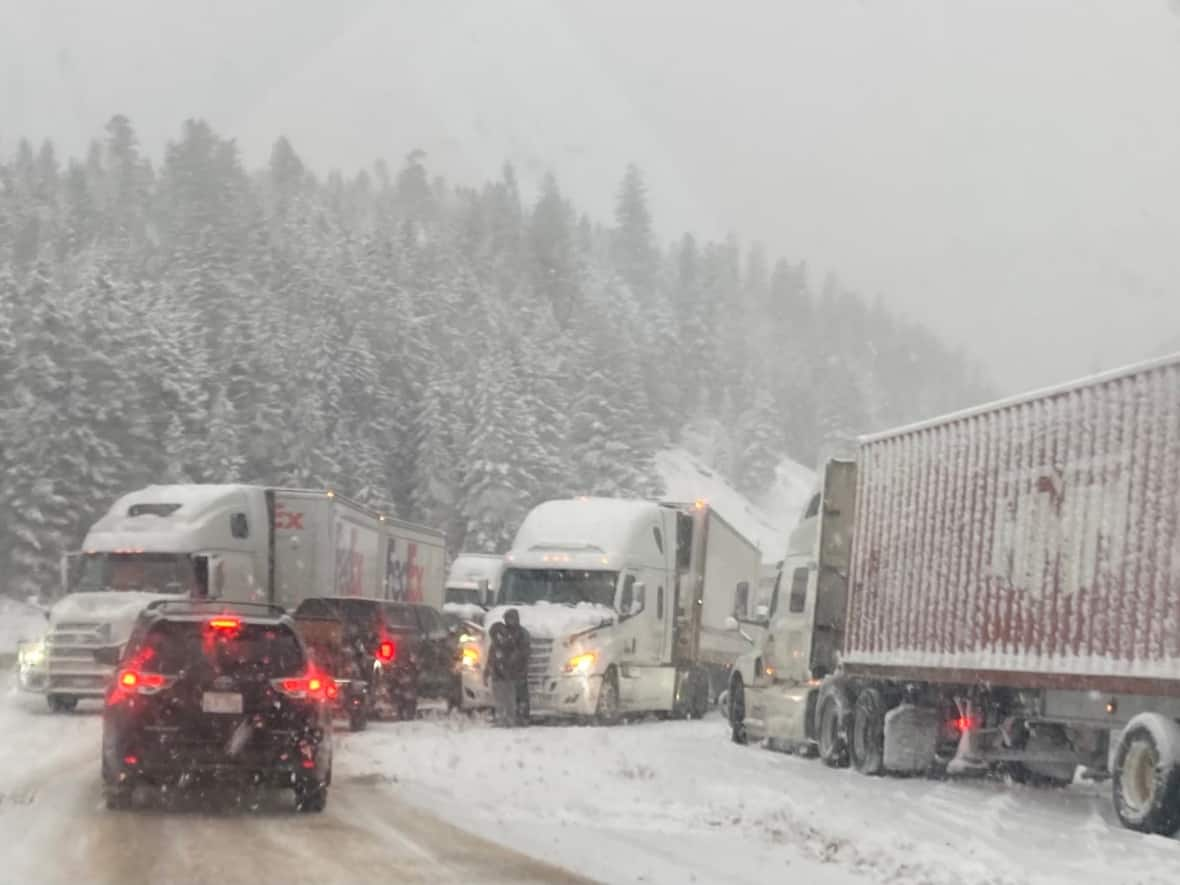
[445,588,483,605]
[499,569,619,608]
[75,553,194,594]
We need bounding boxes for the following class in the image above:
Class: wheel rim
[1122,741,1158,815]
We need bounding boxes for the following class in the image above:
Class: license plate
[202,692,243,714]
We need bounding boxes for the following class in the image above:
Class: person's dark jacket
[488,621,531,682]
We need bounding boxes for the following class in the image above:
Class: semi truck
[22,484,446,712]
[443,552,504,624]
[459,497,763,722]
[729,352,1180,834]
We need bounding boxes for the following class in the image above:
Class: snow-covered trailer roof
[842,351,1180,695]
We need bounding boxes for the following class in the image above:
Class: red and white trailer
[730,353,1180,834]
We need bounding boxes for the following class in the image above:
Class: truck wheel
[729,677,748,745]
[850,688,887,776]
[47,694,78,713]
[595,668,621,726]
[817,695,849,768]
[1113,716,1180,835]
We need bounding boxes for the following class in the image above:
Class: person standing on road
[484,609,531,726]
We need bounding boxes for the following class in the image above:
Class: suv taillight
[112,669,172,698]
[376,639,397,663]
[272,673,336,701]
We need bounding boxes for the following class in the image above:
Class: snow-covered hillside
[655,448,814,563]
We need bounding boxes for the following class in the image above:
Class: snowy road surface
[4,683,1180,885]
[0,691,588,884]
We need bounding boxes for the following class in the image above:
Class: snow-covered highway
[3,681,1180,885]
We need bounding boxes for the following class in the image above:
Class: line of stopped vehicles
[14,351,1180,836]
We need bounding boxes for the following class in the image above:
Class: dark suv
[293,597,460,719]
[99,601,333,813]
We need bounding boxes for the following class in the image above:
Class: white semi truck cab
[30,485,272,711]
[24,483,447,712]
[459,497,762,722]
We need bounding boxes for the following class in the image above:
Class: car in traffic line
[99,601,334,812]
[293,597,462,719]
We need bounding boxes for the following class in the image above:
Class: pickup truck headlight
[563,651,597,675]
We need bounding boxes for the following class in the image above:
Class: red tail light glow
[376,640,396,662]
[208,617,242,632]
[952,715,976,733]
[273,672,335,701]
[117,670,167,691]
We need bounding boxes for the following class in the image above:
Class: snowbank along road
[4,680,1180,885]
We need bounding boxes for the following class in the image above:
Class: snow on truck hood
[483,602,616,639]
[50,591,176,630]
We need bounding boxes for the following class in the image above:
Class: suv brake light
[113,669,170,696]
[272,673,336,701]
[376,639,396,662]
[207,617,242,633]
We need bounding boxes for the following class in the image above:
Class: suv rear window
[138,620,304,677]
[383,604,419,629]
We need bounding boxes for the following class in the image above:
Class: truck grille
[528,639,554,690]
[46,621,112,694]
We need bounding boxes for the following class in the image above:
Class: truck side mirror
[477,579,491,608]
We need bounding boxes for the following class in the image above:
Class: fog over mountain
[4,1,1179,393]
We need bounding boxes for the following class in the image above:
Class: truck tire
[729,677,748,745]
[850,687,887,776]
[1112,715,1180,835]
[817,694,849,768]
[47,694,78,713]
[595,668,621,726]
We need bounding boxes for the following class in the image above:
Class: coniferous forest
[0,116,990,597]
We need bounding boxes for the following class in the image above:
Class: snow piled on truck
[483,602,615,639]
[655,447,814,562]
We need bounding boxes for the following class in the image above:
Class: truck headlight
[19,640,46,668]
[460,646,481,669]
[563,651,597,675]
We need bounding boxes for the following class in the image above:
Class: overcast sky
[4,0,1178,394]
